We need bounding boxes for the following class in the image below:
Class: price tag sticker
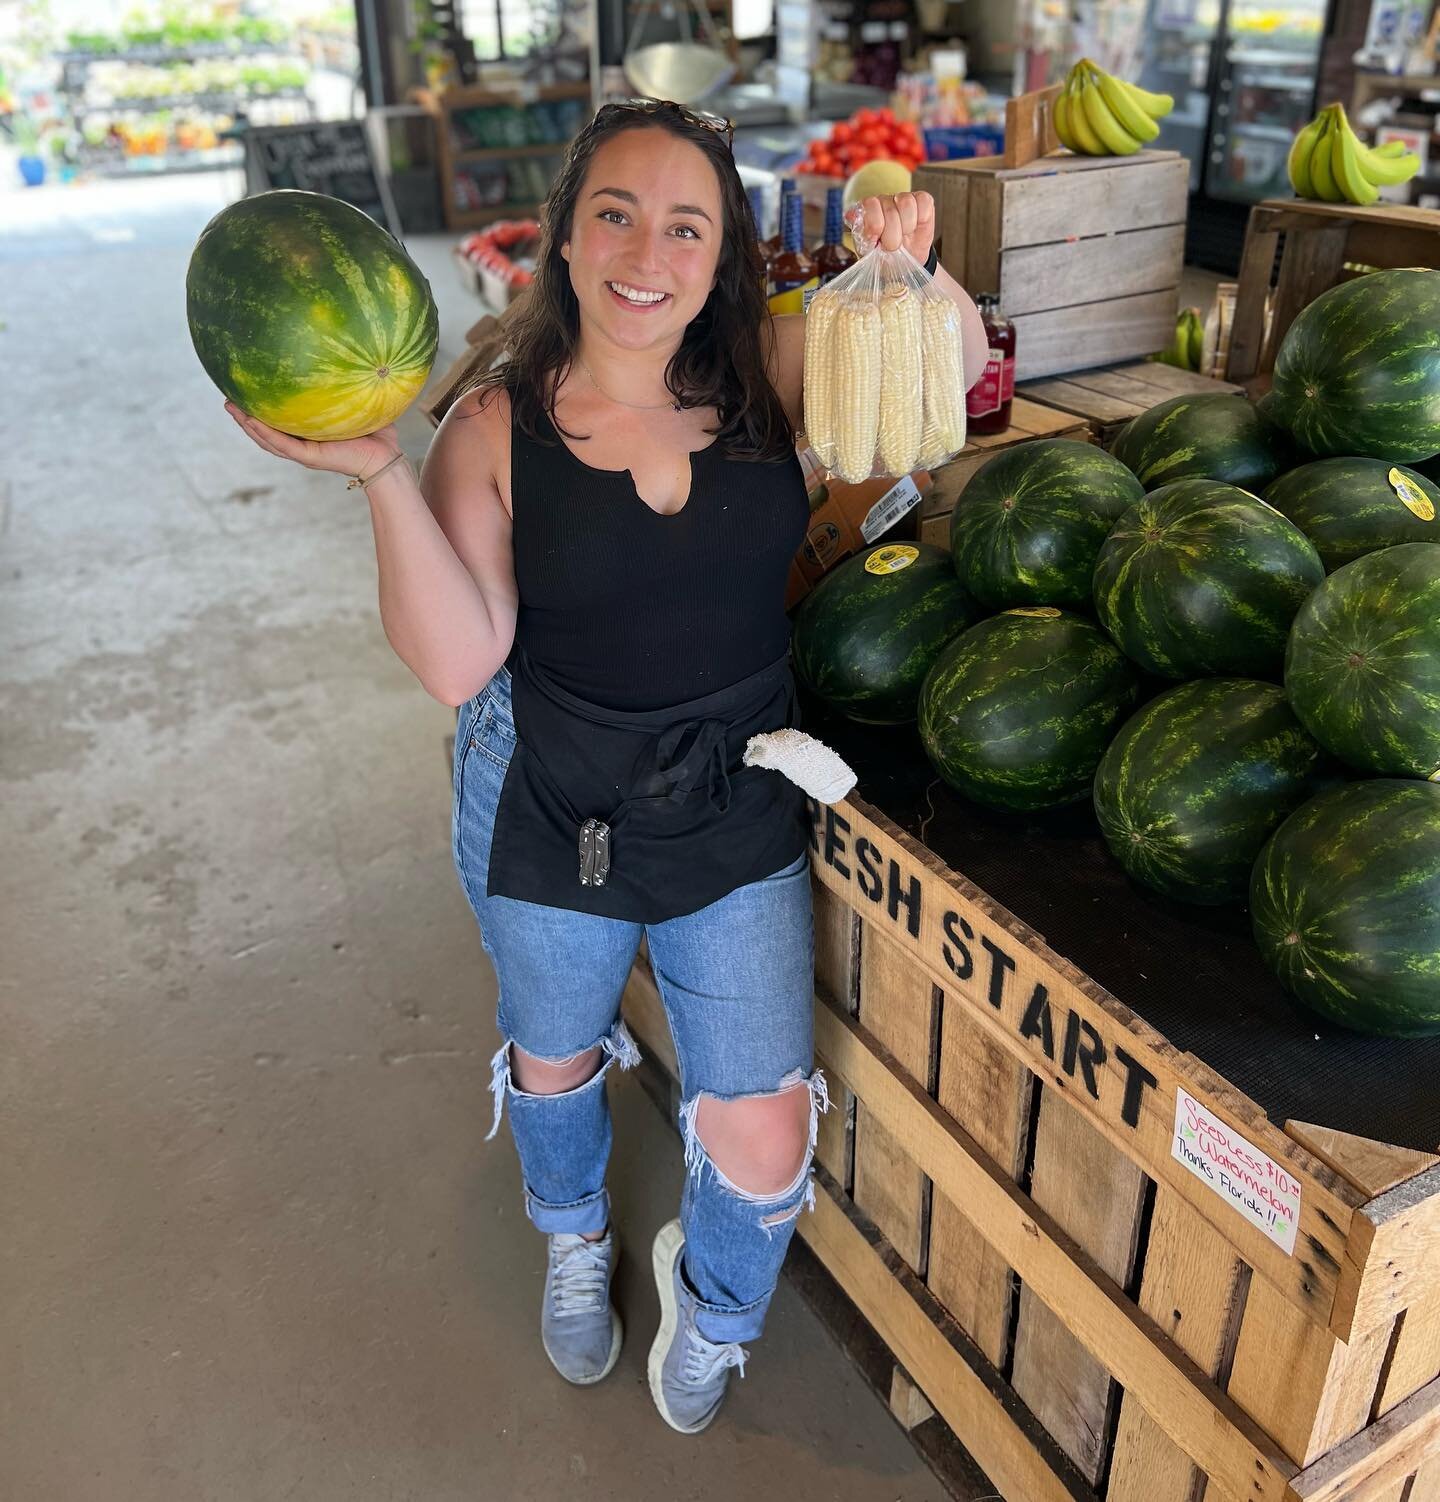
[1390,467,1436,521]
[864,543,919,574]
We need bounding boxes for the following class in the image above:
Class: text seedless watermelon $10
[187,190,439,442]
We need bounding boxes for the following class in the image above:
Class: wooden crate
[621,799,1440,1502]
[1018,359,1245,448]
[913,149,1188,382]
[916,397,1092,547]
[1226,198,1440,387]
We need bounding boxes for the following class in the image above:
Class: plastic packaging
[802,204,967,485]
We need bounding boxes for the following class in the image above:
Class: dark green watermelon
[1251,779,1440,1036]
[1265,269,1440,463]
[792,543,978,723]
[917,608,1140,811]
[1263,457,1440,571]
[949,439,1144,610]
[1092,479,1324,680]
[1110,393,1293,491]
[1284,542,1440,778]
[1093,679,1328,904]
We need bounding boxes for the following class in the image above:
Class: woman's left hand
[857,190,935,263]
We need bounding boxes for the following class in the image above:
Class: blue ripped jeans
[452,665,826,1344]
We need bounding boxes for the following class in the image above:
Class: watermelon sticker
[1004,606,1062,618]
[865,544,919,575]
[1389,467,1436,522]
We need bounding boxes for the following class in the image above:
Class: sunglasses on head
[595,97,734,146]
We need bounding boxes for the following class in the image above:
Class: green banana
[1065,73,1107,155]
[1357,138,1422,186]
[1080,66,1142,154]
[1186,308,1205,371]
[1096,68,1159,142]
[1330,108,1380,205]
[1118,77,1174,119]
[1308,109,1344,202]
[1053,86,1077,151]
[1288,111,1325,197]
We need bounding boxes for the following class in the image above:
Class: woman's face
[561,126,725,351]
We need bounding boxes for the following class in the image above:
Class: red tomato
[817,153,840,177]
[831,121,854,145]
[848,150,872,170]
[859,126,884,148]
[876,107,895,124]
[854,108,876,128]
[808,138,826,157]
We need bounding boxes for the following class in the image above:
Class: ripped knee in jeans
[678,1068,830,1232]
[484,1018,641,1141]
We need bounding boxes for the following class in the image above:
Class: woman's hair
[444,102,794,464]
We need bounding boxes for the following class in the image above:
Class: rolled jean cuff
[525,1183,610,1236]
[691,1284,774,1345]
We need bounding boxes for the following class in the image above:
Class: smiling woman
[222,96,972,1445]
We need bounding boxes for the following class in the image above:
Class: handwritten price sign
[1171,1089,1302,1255]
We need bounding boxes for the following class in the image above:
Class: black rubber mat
[802,693,1440,1157]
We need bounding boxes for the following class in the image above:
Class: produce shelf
[454,141,568,162]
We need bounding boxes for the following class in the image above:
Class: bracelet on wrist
[347,451,407,490]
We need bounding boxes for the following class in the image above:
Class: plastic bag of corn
[802,205,967,485]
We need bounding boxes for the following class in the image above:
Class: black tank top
[510,407,809,711]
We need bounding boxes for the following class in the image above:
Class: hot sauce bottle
[747,185,772,287]
[767,192,819,316]
[762,176,798,262]
[812,186,856,286]
[966,292,1017,435]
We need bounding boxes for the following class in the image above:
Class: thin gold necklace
[577,354,682,412]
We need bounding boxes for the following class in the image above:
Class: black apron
[486,648,808,923]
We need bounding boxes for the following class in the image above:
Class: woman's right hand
[225,402,403,483]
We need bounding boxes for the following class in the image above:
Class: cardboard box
[785,462,935,610]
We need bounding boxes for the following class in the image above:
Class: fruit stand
[615,261,1440,1501]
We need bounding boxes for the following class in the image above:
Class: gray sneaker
[647,1218,749,1434]
[541,1229,622,1385]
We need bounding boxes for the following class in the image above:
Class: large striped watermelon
[1284,542,1440,779]
[1264,269,1440,463]
[1092,480,1324,680]
[949,439,1144,609]
[1110,393,1293,491]
[917,608,1140,811]
[187,190,439,440]
[1093,679,1329,904]
[1263,457,1440,571]
[1251,780,1440,1036]
[792,542,978,723]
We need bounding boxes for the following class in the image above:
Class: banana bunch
[1287,104,1421,205]
[1153,307,1204,372]
[1053,58,1173,157]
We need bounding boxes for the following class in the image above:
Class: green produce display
[1251,780,1440,1036]
[1263,457,1440,570]
[1285,542,1440,778]
[186,190,439,441]
[1264,269,1440,462]
[1092,479,1324,679]
[792,543,978,724]
[918,608,1139,811]
[1093,679,1329,904]
[949,439,1145,610]
[1110,392,1293,491]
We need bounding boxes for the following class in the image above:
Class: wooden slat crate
[1226,198,1440,388]
[1018,359,1245,447]
[621,798,1440,1502]
[916,397,1092,547]
[913,150,1189,381]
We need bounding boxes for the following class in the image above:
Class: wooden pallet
[1018,359,1245,448]
[622,796,1440,1502]
[1225,198,1440,388]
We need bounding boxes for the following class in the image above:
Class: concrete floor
[0,175,955,1501]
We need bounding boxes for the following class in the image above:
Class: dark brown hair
[445,102,794,463]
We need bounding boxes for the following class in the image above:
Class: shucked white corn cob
[831,298,882,484]
[918,298,966,468]
[802,290,840,471]
[878,284,923,475]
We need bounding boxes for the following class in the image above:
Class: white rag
[743,729,857,806]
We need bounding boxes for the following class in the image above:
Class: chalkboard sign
[243,119,402,240]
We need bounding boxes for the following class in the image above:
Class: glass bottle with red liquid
[811,186,856,286]
[965,292,1017,435]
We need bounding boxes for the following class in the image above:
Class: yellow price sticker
[864,544,920,575]
[1389,467,1436,522]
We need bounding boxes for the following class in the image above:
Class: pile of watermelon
[792,268,1440,1037]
